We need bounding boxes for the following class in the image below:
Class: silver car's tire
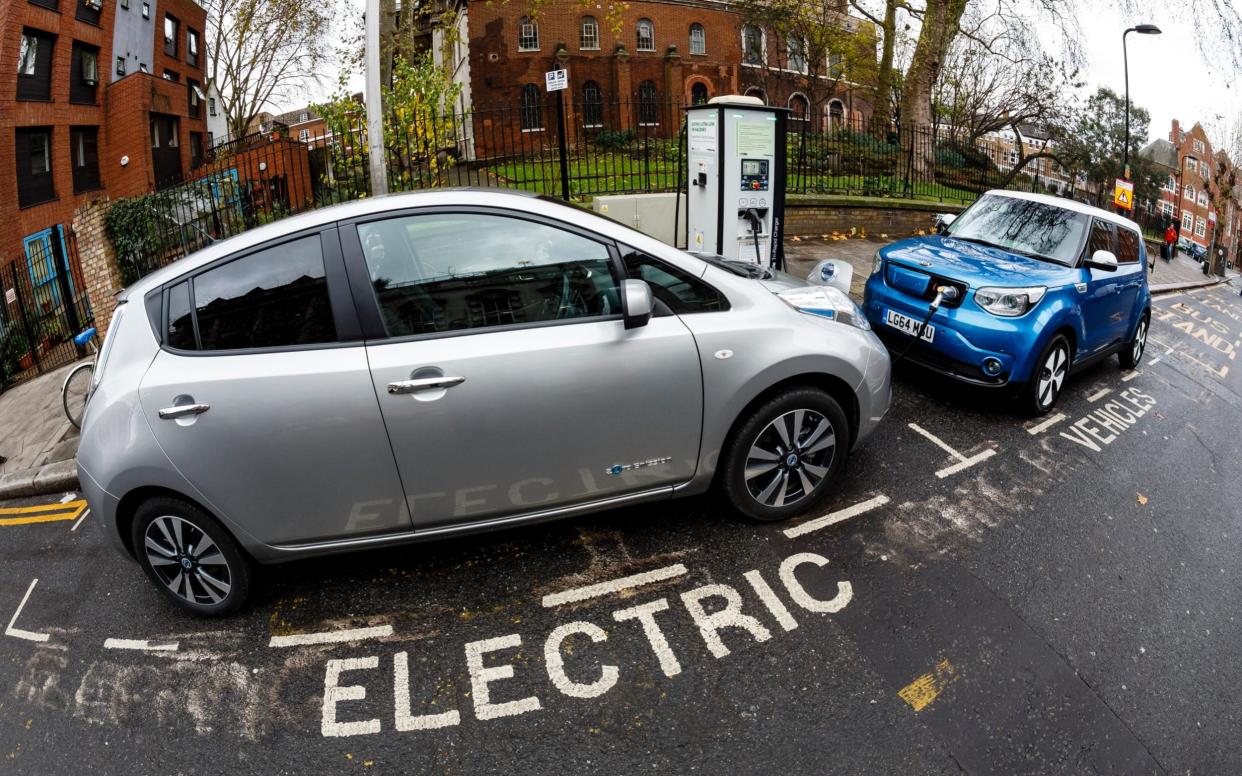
[721,388,849,522]
[131,497,253,616]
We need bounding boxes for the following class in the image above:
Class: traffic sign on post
[545,68,568,92]
[1113,178,1134,211]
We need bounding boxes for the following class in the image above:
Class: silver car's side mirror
[622,279,653,329]
[1085,249,1119,272]
[807,259,853,296]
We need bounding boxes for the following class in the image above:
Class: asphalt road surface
[3,283,1241,775]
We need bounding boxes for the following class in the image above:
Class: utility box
[592,193,684,248]
[685,96,788,269]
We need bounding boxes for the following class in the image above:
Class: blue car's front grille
[884,262,968,308]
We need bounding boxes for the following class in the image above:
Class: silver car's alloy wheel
[1132,319,1147,363]
[744,409,836,508]
[143,516,232,606]
[1037,344,1068,409]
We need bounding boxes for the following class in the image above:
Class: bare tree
[203,0,332,140]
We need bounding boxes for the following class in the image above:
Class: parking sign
[545,68,568,92]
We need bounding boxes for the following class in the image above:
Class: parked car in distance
[77,189,891,615]
[863,190,1150,415]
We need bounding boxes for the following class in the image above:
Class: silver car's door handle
[158,403,210,419]
[387,376,466,394]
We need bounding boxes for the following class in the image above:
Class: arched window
[520,84,543,130]
[827,99,845,130]
[743,86,766,104]
[582,80,603,127]
[689,23,706,55]
[741,25,764,66]
[518,17,539,51]
[788,93,808,122]
[580,16,599,50]
[691,81,708,105]
[636,19,655,51]
[787,36,807,73]
[637,80,659,125]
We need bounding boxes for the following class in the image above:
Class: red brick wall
[1156,119,1217,250]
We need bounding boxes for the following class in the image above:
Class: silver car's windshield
[947,194,1088,266]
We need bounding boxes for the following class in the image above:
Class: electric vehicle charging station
[685,96,788,270]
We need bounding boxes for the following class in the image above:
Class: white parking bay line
[5,579,50,643]
[541,564,688,608]
[103,638,179,651]
[783,494,890,539]
[907,423,967,463]
[70,508,91,532]
[935,449,997,479]
[269,624,394,648]
[1122,371,1141,382]
[1026,412,1067,435]
[1148,357,1162,366]
[1087,387,1112,402]
[58,493,76,503]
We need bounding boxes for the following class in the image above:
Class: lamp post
[1122,24,1161,180]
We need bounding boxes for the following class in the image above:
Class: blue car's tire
[1119,313,1149,370]
[1021,335,1071,416]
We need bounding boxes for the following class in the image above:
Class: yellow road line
[0,500,87,526]
[898,658,959,712]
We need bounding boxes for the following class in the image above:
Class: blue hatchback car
[863,190,1150,414]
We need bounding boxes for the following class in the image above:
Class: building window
[582,80,603,127]
[187,28,200,67]
[70,42,100,104]
[742,26,764,66]
[518,17,538,51]
[16,128,55,208]
[1184,184,1194,201]
[299,128,309,141]
[520,84,543,131]
[691,81,708,105]
[164,14,179,57]
[788,93,808,122]
[76,0,103,25]
[188,78,203,118]
[1193,139,1205,154]
[208,96,217,116]
[70,126,100,192]
[163,69,180,82]
[116,56,126,76]
[1198,191,1209,207]
[827,99,845,130]
[1196,216,1207,237]
[636,19,655,52]
[689,23,705,55]
[637,80,659,125]
[787,36,807,73]
[141,1,149,18]
[1182,211,1194,231]
[743,86,766,104]
[17,30,54,101]
[299,111,309,123]
[828,52,845,78]
[580,16,599,50]
[29,0,58,10]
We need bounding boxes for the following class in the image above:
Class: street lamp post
[1122,24,1161,181]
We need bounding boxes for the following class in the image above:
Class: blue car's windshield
[947,194,1088,266]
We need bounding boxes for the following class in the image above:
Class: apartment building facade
[1140,119,1217,251]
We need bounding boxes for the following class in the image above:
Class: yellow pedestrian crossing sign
[1113,178,1134,211]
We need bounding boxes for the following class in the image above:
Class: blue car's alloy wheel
[1023,336,1071,416]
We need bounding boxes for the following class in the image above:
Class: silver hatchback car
[78,190,890,614]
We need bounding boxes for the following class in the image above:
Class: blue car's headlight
[974,286,1047,317]
[777,286,871,331]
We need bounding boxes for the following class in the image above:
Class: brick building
[1140,119,1217,251]
[427,0,876,154]
[0,0,207,326]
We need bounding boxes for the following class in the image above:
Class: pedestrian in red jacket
[1164,223,1177,262]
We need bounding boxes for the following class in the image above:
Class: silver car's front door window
[355,212,705,529]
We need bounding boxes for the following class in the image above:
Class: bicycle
[61,327,98,430]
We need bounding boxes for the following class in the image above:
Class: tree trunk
[899,0,968,179]
[869,0,898,136]
[380,0,396,88]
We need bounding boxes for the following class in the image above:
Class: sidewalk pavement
[0,362,81,499]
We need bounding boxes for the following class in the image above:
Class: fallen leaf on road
[1137,493,1148,505]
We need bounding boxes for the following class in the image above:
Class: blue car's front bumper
[862,268,1048,387]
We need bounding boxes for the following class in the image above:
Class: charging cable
[743,209,763,265]
[892,285,960,366]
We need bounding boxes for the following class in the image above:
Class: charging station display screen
[740,159,769,191]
